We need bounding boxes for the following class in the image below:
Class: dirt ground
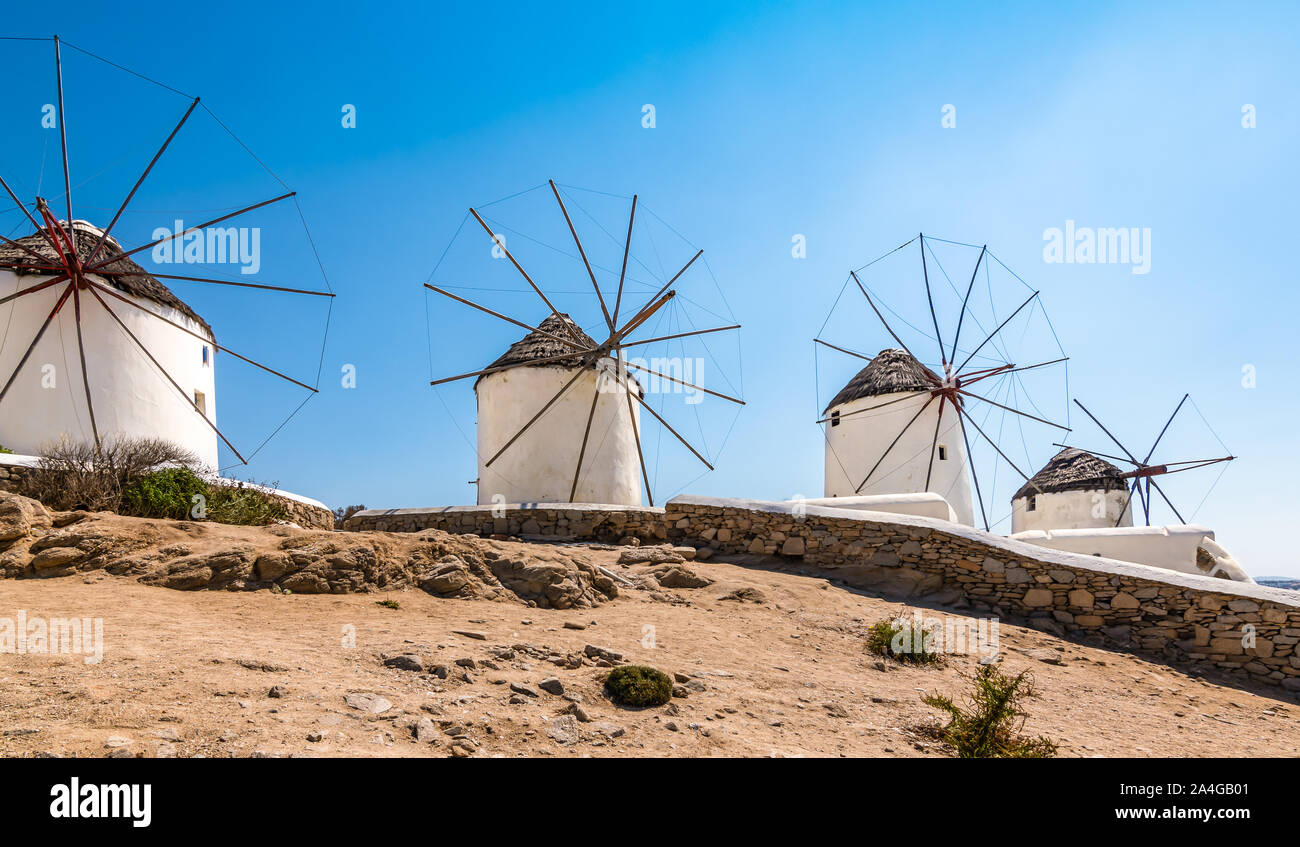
[3,536,1299,758]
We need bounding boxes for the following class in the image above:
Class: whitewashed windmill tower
[474,314,643,505]
[1046,396,1235,529]
[0,37,333,471]
[1010,447,1133,532]
[0,220,220,467]
[815,234,1070,530]
[427,180,744,507]
[822,349,975,525]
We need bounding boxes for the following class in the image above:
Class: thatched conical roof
[824,348,938,413]
[475,313,645,394]
[476,313,596,380]
[1014,447,1128,501]
[0,222,213,339]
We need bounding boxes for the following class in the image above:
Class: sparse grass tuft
[867,616,943,665]
[922,665,1057,758]
[376,599,400,610]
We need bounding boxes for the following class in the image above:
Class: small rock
[563,621,587,630]
[414,716,438,743]
[510,682,541,698]
[538,677,564,696]
[547,714,580,745]
[343,692,393,714]
[452,630,487,641]
[268,685,289,698]
[583,644,623,663]
[1026,648,1064,666]
[384,654,425,672]
[307,731,324,742]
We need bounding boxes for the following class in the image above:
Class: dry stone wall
[344,503,667,544]
[664,496,1300,695]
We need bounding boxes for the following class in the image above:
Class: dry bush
[922,665,1057,758]
[18,436,201,513]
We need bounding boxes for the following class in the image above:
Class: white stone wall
[476,361,641,506]
[823,390,974,526]
[1007,524,1249,581]
[793,492,957,522]
[0,270,218,469]
[1011,487,1133,533]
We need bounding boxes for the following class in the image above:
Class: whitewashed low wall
[1008,524,1251,583]
[792,492,957,522]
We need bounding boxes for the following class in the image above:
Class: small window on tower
[830,410,840,427]
[938,445,947,460]
[1027,495,1036,512]
[194,390,206,417]
[202,346,210,366]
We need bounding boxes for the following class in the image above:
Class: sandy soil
[3,537,1299,758]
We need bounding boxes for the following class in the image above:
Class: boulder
[0,492,52,543]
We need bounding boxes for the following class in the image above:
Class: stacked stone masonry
[347,495,1300,695]
[345,503,667,544]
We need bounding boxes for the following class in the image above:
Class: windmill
[815,233,1070,530]
[425,180,743,507]
[0,36,333,471]
[1059,395,1236,527]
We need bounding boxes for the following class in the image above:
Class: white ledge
[666,495,1298,606]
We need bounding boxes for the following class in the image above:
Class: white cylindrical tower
[1010,448,1133,533]
[0,221,219,469]
[823,348,974,526]
[475,314,642,506]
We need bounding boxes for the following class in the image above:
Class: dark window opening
[1027,495,1036,512]
[830,410,840,427]
[938,445,947,461]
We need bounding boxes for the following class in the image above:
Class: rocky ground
[2,493,1299,758]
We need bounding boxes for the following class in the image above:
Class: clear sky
[1,1,1296,575]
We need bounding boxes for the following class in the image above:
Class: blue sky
[1,1,1297,574]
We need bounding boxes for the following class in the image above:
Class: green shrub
[867,617,942,665]
[20,436,200,512]
[922,665,1057,758]
[121,467,210,520]
[376,599,400,610]
[333,504,367,529]
[0,445,13,454]
[604,665,674,708]
[206,481,289,526]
